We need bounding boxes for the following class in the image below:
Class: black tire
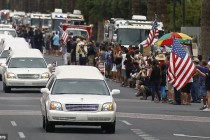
[101,120,116,134]
[3,83,11,93]
[0,75,2,81]
[42,116,45,129]
[45,114,55,132]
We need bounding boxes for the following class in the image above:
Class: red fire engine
[61,23,93,40]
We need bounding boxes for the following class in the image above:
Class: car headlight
[7,72,16,79]
[50,101,63,111]
[102,102,114,111]
[41,72,49,78]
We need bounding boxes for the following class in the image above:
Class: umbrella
[155,32,192,46]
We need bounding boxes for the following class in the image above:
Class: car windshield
[66,29,88,38]
[52,19,66,31]
[52,79,110,95]
[0,50,9,58]
[0,30,17,37]
[116,28,149,45]
[8,58,47,68]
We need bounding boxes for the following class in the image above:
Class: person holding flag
[58,26,70,64]
[168,37,196,105]
[58,26,69,45]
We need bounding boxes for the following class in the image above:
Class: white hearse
[40,65,120,133]
[2,49,51,92]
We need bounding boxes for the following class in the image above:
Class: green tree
[167,0,201,32]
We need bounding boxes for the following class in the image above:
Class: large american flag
[58,26,68,44]
[143,20,159,48]
[168,38,196,90]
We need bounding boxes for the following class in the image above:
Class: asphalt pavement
[0,54,209,140]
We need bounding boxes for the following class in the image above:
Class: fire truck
[51,9,68,32]
[104,15,164,47]
[30,13,51,31]
[60,10,92,40]
[61,24,92,40]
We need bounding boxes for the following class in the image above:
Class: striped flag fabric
[168,37,196,90]
[58,26,68,44]
[143,20,159,48]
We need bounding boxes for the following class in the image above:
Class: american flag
[143,20,159,48]
[58,26,69,44]
[168,38,196,90]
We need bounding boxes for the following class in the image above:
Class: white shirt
[121,53,127,70]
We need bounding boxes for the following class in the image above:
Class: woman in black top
[148,60,161,102]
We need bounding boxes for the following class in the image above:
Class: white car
[0,38,31,80]
[40,65,120,133]
[2,49,50,93]
[0,28,17,37]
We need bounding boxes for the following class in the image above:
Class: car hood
[49,94,113,104]
[7,68,49,74]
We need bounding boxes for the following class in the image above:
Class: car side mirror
[47,64,52,68]
[111,89,120,95]
[40,88,50,94]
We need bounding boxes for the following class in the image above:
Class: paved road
[0,54,209,140]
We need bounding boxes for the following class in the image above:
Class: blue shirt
[53,34,60,46]
[197,65,209,85]
[105,51,112,65]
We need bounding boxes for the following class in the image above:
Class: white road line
[18,132,25,139]
[131,129,140,131]
[136,132,145,135]
[138,134,150,137]
[120,120,132,125]
[142,136,158,140]
[174,134,210,139]
[11,121,17,127]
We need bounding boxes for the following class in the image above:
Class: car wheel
[0,75,2,81]
[45,114,55,132]
[42,116,45,129]
[3,83,11,93]
[101,120,116,134]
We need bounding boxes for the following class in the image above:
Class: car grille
[17,74,40,79]
[65,104,99,111]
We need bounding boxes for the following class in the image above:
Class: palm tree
[201,0,210,60]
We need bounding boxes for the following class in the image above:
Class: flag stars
[172,38,186,59]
